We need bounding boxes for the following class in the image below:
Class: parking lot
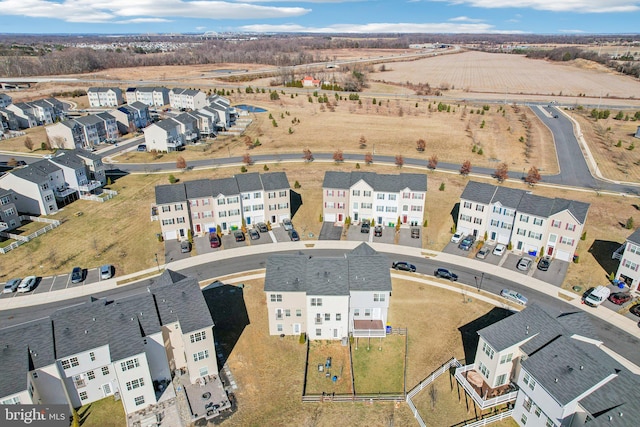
[0,266,111,299]
[318,222,343,240]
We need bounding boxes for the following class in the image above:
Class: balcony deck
[454,364,518,410]
[352,319,385,338]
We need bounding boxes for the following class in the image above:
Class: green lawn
[352,334,406,394]
[76,396,126,427]
[305,340,353,395]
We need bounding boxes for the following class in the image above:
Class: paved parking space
[246,230,273,245]
[164,239,191,263]
[397,228,422,248]
[505,254,536,277]
[442,241,475,258]
[318,222,343,240]
[371,226,394,244]
[346,225,371,242]
[271,226,290,242]
[532,259,569,286]
[222,232,248,249]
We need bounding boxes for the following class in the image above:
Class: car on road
[434,268,458,281]
[516,257,533,271]
[500,289,528,306]
[476,247,490,259]
[100,265,113,280]
[17,276,37,293]
[289,229,300,241]
[608,292,631,305]
[374,225,383,237]
[256,223,269,233]
[3,278,21,293]
[450,232,463,243]
[180,240,191,253]
[360,220,371,234]
[492,244,506,257]
[392,261,416,272]
[234,231,245,242]
[282,218,293,231]
[630,304,640,317]
[458,235,475,251]
[537,257,551,271]
[583,285,611,307]
[249,229,260,240]
[71,267,83,284]
[411,228,420,239]
[137,144,147,152]
[209,234,221,248]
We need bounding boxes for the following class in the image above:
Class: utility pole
[154,253,160,271]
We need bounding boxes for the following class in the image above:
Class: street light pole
[154,253,160,271]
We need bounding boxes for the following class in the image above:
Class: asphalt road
[2,248,639,367]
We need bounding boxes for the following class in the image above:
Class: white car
[450,232,463,243]
[500,289,528,305]
[492,244,506,257]
[17,276,37,293]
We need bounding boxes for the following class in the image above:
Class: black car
[392,261,416,272]
[411,228,420,239]
[256,222,269,233]
[374,225,383,237]
[289,229,300,241]
[71,267,83,284]
[234,231,245,242]
[249,229,260,240]
[434,268,458,281]
[630,304,640,317]
[537,257,551,271]
[361,220,371,233]
[458,235,475,251]
[180,241,191,253]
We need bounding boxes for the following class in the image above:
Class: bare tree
[460,160,472,176]
[358,135,367,149]
[494,163,509,183]
[302,148,313,162]
[176,156,187,169]
[243,153,253,165]
[244,135,253,150]
[24,137,34,151]
[395,154,404,167]
[7,157,17,167]
[428,154,438,170]
[333,149,344,163]
[525,166,542,186]
[416,138,426,152]
[364,152,373,164]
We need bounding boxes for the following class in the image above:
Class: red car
[608,292,631,305]
[209,234,221,248]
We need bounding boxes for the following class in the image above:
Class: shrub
[294,180,301,189]
[355,163,361,169]
[299,333,306,344]
[263,164,269,171]
[626,217,634,230]
[439,183,445,191]
[240,166,247,173]
[581,231,587,241]
[168,174,177,184]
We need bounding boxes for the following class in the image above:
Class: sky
[0,0,639,35]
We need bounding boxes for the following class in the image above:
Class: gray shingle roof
[0,318,55,398]
[550,198,590,224]
[74,115,103,126]
[322,171,351,189]
[264,244,391,295]
[211,177,239,198]
[155,118,180,132]
[72,148,102,163]
[322,171,426,192]
[236,172,263,193]
[626,228,640,246]
[9,159,61,183]
[261,172,290,191]
[49,152,84,170]
[517,193,555,218]
[578,370,640,426]
[155,183,186,205]
[185,179,213,199]
[130,101,149,111]
[460,181,500,204]
[492,186,525,208]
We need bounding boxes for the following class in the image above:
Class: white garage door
[324,213,336,222]
[164,230,177,240]
[555,250,571,262]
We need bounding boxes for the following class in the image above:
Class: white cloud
[448,16,484,22]
[437,0,640,13]
[0,0,311,23]
[240,22,524,34]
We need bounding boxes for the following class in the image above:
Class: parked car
[360,220,371,234]
[209,233,221,248]
[256,222,269,233]
[234,231,245,242]
[476,247,490,259]
[492,244,506,257]
[537,257,551,271]
[99,265,113,280]
[583,285,611,307]
[500,289,528,306]
[458,235,475,251]
[392,261,416,272]
[608,292,632,305]
[282,218,293,231]
[180,240,191,253]
[249,229,260,240]
[3,278,21,293]
[374,225,383,237]
[411,228,420,239]
[434,268,458,281]
[630,304,640,317]
[17,276,37,293]
[137,144,147,152]
[289,229,300,241]
[71,267,83,284]
[516,257,533,271]
[450,232,463,243]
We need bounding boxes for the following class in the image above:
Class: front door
[102,383,112,397]
[547,246,554,256]
[246,217,251,225]
[403,215,407,224]
[338,214,343,222]
[354,212,358,221]
[196,224,201,233]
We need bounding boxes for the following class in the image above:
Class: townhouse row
[458,303,640,426]
[458,181,590,261]
[264,243,392,340]
[89,86,210,111]
[1,97,66,130]
[0,150,106,216]
[154,172,291,240]
[0,270,221,421]
[322,171,428,228]
[614,227,640,292]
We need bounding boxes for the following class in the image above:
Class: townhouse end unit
[322,171,427,228]
[613,227,640,292]
[264,243,392,340]
[457,181,590,262]
[5,98,66,129]
[87,87,124,108]
[46,113,119,150]
[125,87,170,107]
[153,172,291,241]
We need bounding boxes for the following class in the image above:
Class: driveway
[318,222,343,240]
[164,239,191,263]
[346,224,371,242]
[270,226,290,242]
[532,259,569,286]
[247,230,273,246]
[371,226,394,244]
[222,232,248,249]
[195,234,222,254]
[398,228,422,248]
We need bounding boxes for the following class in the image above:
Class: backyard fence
[0,216,61,254]
[302,392,404,403]
[80,189,118,202]
[451,409,514,427]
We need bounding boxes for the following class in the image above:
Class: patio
[178,371,231,421]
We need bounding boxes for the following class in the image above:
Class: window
[460,214,472,222]
[622,259,639,271]
[316,329,321,337]
[500,353,513,364]
[412,193,424,200]
[87,371,95,380]
[1,397,21,405]
[80,392,88,401]
[89,352,95,361]
[336,313,341,321]
[162,206,171,212]
[476,205,484,212]
[218,211,227,218]
[545,417,555,427]
[227,197,239,204]
[533,218,543,226]
[352,190,360,196]
[217,198,226,205]
[560,236,575,246]
[523,396,532,412]
[628,244,640,256]
[311,298,322,307]
[388,194,396,201]
[134,396,145,406]
[520,214,529,222]
[385,206,397,213]
[61,357,79,370]
[296,309,302,317]
[277,324,283,332]
[176,217,185,224]
[279,191,287,197]
[490,219,499,227]
[535,406,542,417]
[377,194,385,200]
[175,204,183,211]
[229,209,240,216]
[565,223,576,231]
[354,309,360,317]
[363,191,371,197]
[4,207,15,216]
[243,206,251,212]
[496,374,507,386]
[268,192,276,199]
[478,361,490,378]
[253,204,263,211]
[190,331,206,343]
[102,366,109,376]
[361,203,372,209]
[193,350,210,361]
[326,202,335,209]
[326,190,334,196]
[520,414,528,425]
[523,373,536,391]
[270,294,283,302]
[528,231,542,240]
[500,222,512,230]
[551,220,561,228]
[285,309,291,317]
[474,218,482,225]
[161,219,175,225]
[277,203,288,210]
[120,358,140,372]
[482,342,495,359]
[254,192,261,199]
[463,201,472,209]
[376,206,384,212]
[517,228,526,236]
[325,313,330,321]
[364,309,371,317]
[374,293,386,302]
[403,192,410,199]
[126,378,144,391]
[410,205,423,212]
